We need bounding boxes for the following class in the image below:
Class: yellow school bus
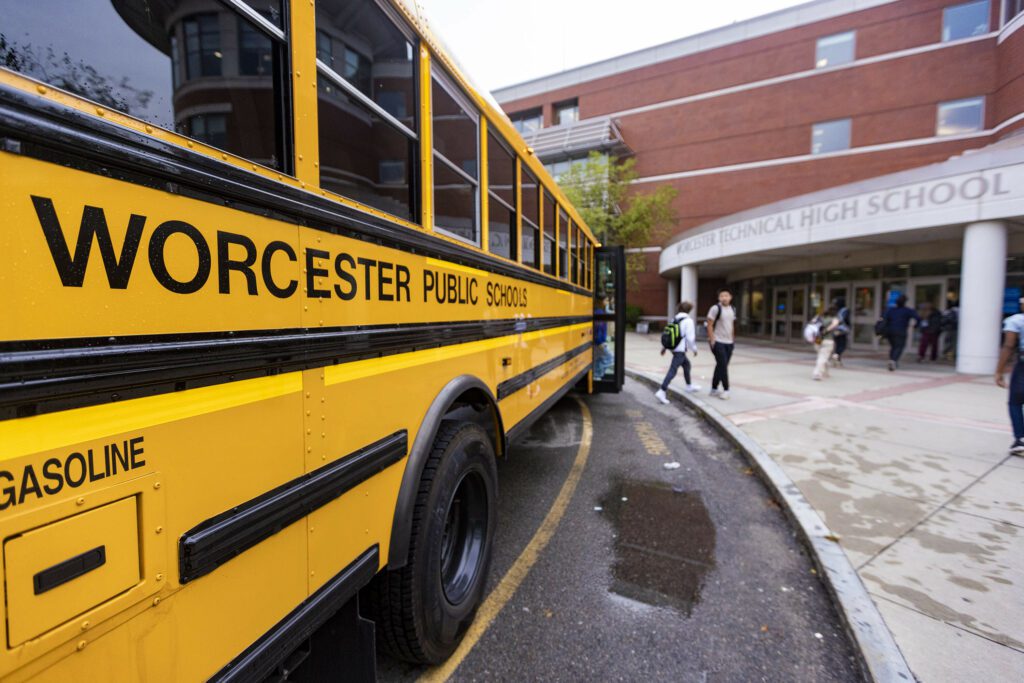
[0,0,626,679]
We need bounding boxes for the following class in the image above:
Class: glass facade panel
[937,97,984,135]
[811,119,851,154]
[554,99,578,126]
[943,0,990,41]
[815,31,855,68]
[510,107,542,134]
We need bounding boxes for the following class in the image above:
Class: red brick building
[494,0,1024,372]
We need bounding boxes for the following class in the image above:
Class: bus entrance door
[593,246,625,393]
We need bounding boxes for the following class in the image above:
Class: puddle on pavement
[599,480,716,616]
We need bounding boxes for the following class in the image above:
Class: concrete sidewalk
[625,332,1023,682]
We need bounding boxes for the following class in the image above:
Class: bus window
[0,0,291,172]
[571,224,580,285]
[558,208,569,280]
[316,0,418,222]
[432,69,480,244]
[521,167,540,268]
[488,131,516,260]
[543,192,556,276]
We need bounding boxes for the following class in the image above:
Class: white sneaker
[709,388,720,397]
[719,391,730,400]
[654,389,670,405]
[684,384,701,393]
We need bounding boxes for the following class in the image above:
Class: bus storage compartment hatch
[3,496,141,647]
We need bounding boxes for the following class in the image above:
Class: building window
[238,19,273,76]
[811,119,851,154]
[554,98,579,126]
[183,14,222,79]
[1006,0,1024,24]
[509,108,542,134]
[343,47,372,97]
[815,31,855,68]
[937,97,985,135]
[186,113,228,149]
[943,0,990,41]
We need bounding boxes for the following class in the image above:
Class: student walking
[809,307,841,380]
[941,301,959,360]
[882,294,919,371]
[707,288,737,400]
[917,303,942,362]
[996,297,1024,456]
[655,301,700,404]
[832,297,851,366]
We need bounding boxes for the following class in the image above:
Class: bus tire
[368,420,497,664]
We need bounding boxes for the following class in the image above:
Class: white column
[667,277,680,319]
[957,221,1007,374]
[680,266,698,308]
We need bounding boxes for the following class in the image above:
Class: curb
[627,368,914,683]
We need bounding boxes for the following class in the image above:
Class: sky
[419,0,811,93]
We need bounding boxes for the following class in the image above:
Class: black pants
[834,334,848,358]
[889,334,907,363]
[711,342,734,390]
[660,352,691,390]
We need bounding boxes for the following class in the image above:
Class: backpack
[803,320,822,344]
[836,307,851,334]
[941,308,958,332]
[874,317,888,337]
[661,320,682,350]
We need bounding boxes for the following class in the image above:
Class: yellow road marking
[633,421,670,457]
[419,396,594,683]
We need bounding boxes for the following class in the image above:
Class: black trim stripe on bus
[505,367,590,446]
[0,315,590,421]
[0,84,592,298]
[210,546,379,683]
[179,431,406,584]
[496,342,592,401]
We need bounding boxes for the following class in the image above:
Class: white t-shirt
[707,304,736,344]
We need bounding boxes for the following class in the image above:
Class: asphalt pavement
[379,378,862,682]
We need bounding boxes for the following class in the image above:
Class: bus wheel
[370,421,497,664]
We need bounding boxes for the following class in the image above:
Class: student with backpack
[832,297,851,366]
[707,288,737,400]
[806,306,841,380]
[882,294,920,371]
[655,301,700,404]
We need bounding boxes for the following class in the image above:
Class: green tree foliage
[559,152,677,286]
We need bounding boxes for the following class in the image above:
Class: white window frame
[810,118,852,155]
[815,31,856,69]
[936,96,986,136]
[942,0,991,42]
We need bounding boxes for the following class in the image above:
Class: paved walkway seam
[627,368,915,683]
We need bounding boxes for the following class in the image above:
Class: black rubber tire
[367,421,497,664]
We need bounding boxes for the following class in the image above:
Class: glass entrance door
[772,286,807,342]
[852,282,880,347]
[594,246,625,393]
[910,278,946,347]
